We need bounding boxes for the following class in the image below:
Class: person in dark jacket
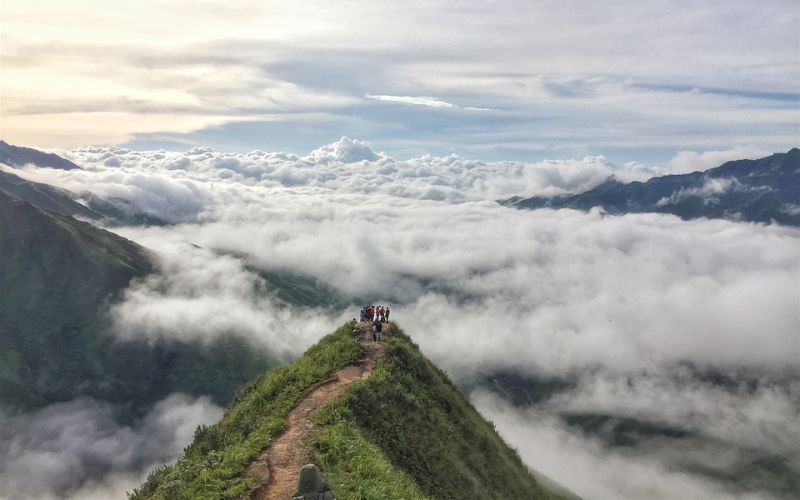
[372,318,382,342]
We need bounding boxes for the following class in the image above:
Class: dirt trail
[246,325,387,500]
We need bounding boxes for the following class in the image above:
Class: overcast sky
[1,0,798,163]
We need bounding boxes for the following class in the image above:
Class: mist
[3,140,798,499]
[0,395,222,500]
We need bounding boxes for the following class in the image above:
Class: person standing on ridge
[372,318,382,342]
[385,307,390,322]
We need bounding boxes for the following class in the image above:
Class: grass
[132,323,571,499]
[311,324,569,500]
[129,323,363,499]
[311,398,430,499]
[0,194,276,416]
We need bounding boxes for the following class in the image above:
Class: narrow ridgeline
[130,323,575,500]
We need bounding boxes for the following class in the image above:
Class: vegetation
[132,323,571,499]
[0,192,274,416]
[256,268,361,310]
[311,399,430,499]
[314,325,568,499]
[130,324,363,499]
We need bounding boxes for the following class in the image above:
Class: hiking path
[246,323,387,499]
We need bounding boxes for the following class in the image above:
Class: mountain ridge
[503,148,800,225]
[131,323,574,499]
[0,139,81,170]
[0,191,275,415]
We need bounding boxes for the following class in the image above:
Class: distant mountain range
[0,142,171,225]
[503,148,800,226]
[0,139,81,170]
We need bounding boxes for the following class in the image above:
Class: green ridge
[0,192,274,415]
[130,324,363,499]
[131,324,572,499]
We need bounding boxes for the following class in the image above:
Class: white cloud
[109,240,344,358]
[0,394,223,500]
[13,140,797,378]
[2,1,797,151]
[545,371,800,455]
[656,176,742,206]
[364,93,490,111]
[365,93,457,108]
[5,139,667,215]
[666,146,772,175]
[473,391,778,500]
[5,140,798,499]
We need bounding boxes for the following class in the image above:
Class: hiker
[372,318,383,342]
[378,306,384,322]
[385,308,390,322]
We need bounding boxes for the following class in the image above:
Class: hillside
[0,168,101,219]
[0,192,274,414]
[0,141,171,225]
[131,323,573,499]
[504,148,800,225]
[0,139,81,170]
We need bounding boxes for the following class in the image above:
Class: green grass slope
[131,324,572,500]
[312,325,569,500]
[130,324,363,499]
[0,192,274,415]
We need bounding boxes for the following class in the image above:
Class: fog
[0,395,222,500]
[3,139,798,499]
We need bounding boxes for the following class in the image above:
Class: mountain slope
[0,168,101,219]
[504,148,800,225]
[131,323,572,499]
[0,192,274,414]
[0,139,81,170]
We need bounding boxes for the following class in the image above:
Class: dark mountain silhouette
[0,147,170,226]
[0,169,101,219]
[0,139,81,170]
[503,148,800,226]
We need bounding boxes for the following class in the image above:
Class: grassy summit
[131,323,572,499]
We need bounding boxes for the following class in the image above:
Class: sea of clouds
[2,138,797,499]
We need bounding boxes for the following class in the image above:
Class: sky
[1,2,799,498]
[1,0,799,163]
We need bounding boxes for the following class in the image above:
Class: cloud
[15,141,797,378]
[364,93,490,111]
[472,391,778,500]
[306,136,381,163]
[7,140,799,498]
[109,240,344,358]
[546,371,800,455]
[655,176,741,207]
[2,2,797,156]
[365,93,457,108]
[666,146,772,175]
[0,394,223,500]
[6,139,668,216]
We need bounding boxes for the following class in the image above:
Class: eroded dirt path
[246,325,387,500]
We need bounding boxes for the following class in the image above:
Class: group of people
[353,305,391,342]
[360,305,389,323]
